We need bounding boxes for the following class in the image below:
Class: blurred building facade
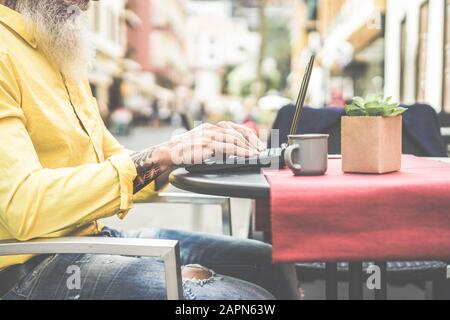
[233,0,293,30]
[186,0,261,113]
[127,0,188,88]
[88,0,129,117]
[291,0,448,116]
[126,0,189,122]
[385,0,448,121]
[290,0,387,107]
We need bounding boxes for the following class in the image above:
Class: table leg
[431,266,449,300]
[349,262,364,300]
[374,261,387,300]
[326,262,338,300]
[253,199,271,234]
[250,200,274,244]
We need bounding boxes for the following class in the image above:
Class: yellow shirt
[0,5,156,269]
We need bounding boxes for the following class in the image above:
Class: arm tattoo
[131,148,163,194]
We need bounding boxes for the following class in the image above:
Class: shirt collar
[0,4,37,49]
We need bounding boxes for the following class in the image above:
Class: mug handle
[284,144,302,175]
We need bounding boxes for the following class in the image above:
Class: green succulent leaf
[381,103,398,115]
[344,95,403,117]
[352,97,365,108]
[364,101,380,108]
[366,107,386,116]
[345,105,367,116]
[389,107,408,116]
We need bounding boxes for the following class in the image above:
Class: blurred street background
[92,0,449,235]
[87,0,449,137]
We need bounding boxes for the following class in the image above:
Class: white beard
[16,0,95,81]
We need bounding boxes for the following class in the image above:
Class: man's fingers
[170,141,214,165]
[210,128,257,153]
[196,122,261,152]
[190,144,215,165]
[215,123,258,152]
[170,122,263,166]
[211,141,254,158]
[217,122,264,151]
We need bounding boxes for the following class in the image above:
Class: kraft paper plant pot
[342,116,402,174]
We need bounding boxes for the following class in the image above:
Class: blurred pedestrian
[197,102,208,123]
[328,89,346,108]
[110,106,133,136]
[149,100,160,128]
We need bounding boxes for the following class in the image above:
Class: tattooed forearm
[131,148,164,194]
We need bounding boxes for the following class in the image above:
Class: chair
[269,103,448,157]
[0,192,233,300]
[267,103,449,299]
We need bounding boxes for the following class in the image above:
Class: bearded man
[0,0,299,300]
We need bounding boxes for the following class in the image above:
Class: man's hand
[130,122,263,193]
[165,121,263,166]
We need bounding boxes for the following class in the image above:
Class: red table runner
[263,156,450,263]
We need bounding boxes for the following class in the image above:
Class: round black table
[170,168,270,200]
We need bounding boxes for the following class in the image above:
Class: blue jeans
[2,228,299,300]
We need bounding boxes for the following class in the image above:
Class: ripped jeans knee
[180,264,274,300]
[181,264,224,300]
[182,264,214,282]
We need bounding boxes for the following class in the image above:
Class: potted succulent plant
[342,96,407,174]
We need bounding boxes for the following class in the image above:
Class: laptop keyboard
[186,147,284,173]
[224,147,282,165]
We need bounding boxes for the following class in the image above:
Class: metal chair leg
[221,198,232,236]
[326,262,338,300]
[163,241,183,300]
[150,193,233,236]
[431,268,449,300]
[349,262,364,300]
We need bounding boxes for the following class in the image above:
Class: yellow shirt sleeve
[102,122,129,159]
[101,122,168,211]
[0,53,137,241]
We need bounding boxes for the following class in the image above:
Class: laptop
[186,55,315,173]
